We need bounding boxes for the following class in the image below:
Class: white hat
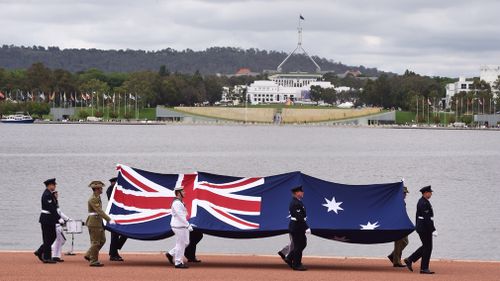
[174,186,184,191]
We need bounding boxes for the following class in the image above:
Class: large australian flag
[105,164,414,243]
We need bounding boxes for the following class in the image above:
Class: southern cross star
[322,196,344,214]
[360,221,380,230]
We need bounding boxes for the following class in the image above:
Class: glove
[432,231,438,237]
[187,224,194,232]
[58,218,65,224]
[305,228,311,234]
[109,220,116,225]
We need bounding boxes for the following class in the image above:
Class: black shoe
[166,253,174,265]
[393,264,406,268]
[52,257,64,262]
[187,258,201,263]
[42,259,57,264]
[278,251,289,266]
[175,263,189,269]
[110,256,124,261]
[420,269,435,274]
[90,262,104,267]
[292,265,307,271]
[403,258,413,272]
[284,257,292,268]
[34,251,43,262]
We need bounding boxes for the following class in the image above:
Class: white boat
[0,112,35,123]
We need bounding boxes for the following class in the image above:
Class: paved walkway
[2,252,499,281]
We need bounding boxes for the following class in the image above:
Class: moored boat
[0,112,35,123]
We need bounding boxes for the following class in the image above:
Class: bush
[78,110,89,119]
[447,115,456,124]
[94,111,104,118]
[124,111,133,120]
[433,115,441,124]
[109,111,118,119]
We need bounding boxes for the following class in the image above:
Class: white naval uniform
[51,208,69,258]
[168,198,190,265]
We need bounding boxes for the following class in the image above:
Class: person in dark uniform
[388,185,410,267]
[404,185,437,274]
[34,178,63,263]
[106,177,127,261]
[185,230,203,263]
[285,185,310,271]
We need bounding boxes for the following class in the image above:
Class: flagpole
[416,95,418,124]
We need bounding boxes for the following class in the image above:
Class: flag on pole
[300,14,305,20]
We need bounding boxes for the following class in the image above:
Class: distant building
[221,85,246,105]
[445,76,474,108]
[444,65,500,108]
[480,65,500,86]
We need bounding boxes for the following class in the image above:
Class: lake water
[0,124,499,261]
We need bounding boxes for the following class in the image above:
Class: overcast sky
[1,0,499,77]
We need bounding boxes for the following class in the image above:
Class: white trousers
[51,224,66,258]
[168,227,190,265]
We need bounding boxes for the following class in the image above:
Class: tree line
[0,62,267,113]
[0,45,383,76]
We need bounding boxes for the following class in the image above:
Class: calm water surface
[0,124,499,260]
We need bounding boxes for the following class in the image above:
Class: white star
[360,221,380,230]
[322,196,344,214]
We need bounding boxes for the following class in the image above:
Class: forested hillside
[0,45,382,75]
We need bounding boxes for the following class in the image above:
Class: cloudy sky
[1,0,499,77]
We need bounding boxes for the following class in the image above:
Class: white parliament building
[245,21,338,105]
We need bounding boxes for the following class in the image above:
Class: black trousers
[185,230,203,260]
[407,231,433,270]
[287,231,307,267]
[37,224,56,260]
[109,232,128,256]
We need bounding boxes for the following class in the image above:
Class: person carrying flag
[166,186,193,269]
[387,185,409,267]
[404,185,437,274]
[85,180,116,267]
[286,185,310,271]
[106,177,127,261]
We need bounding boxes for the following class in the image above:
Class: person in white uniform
[166,186,193,269]
[51,190,71,262]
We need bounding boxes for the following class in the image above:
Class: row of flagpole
[415,96,497,124]
[1,91,140,118]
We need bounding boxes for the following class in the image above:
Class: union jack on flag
[106,165,264,239]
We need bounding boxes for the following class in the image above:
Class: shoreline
[4,120,498,131]
[2,251,499,281]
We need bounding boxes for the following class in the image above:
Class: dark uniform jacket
[288,197,309,233]
[415,197,435,233]
[39,189,61,225]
